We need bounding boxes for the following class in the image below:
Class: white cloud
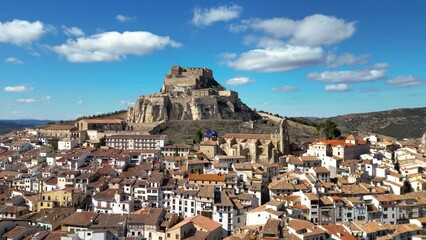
[51,31,181,62]
[0,19,45,45]
[29,51,41,57]
[227,45,324,72]
[231,14,356,46]
[388,76,424,87]
[326,53,369,68]
[42,96,51,102]
[307,65,387,83]
[271,85,298,93]
[291,14,356,46]
[62,26,85,37]
[116,14,136,22]
[226,76,254,86]
[12,111,30,117]
[16,98,37,103]
[75,100,84,104]
[4,85,33,92]
[324,84,350,91]
[120,100,133,106]
[219,52,237,60]
[372,62,389,69]
[232,17,296,37]
[15,95,50,103]
[192,5,242,27]
[5,57,23,64]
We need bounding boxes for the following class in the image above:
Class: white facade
[106,135,168,150]
[58,139,78,150]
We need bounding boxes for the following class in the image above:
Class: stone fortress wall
[163,66,213,87]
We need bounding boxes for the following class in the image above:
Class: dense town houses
[1,126,426,240]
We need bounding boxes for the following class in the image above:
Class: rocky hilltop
[127,66,260,123]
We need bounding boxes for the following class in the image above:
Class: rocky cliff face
[127,66,260,123]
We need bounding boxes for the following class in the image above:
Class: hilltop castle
[126,66,260,123]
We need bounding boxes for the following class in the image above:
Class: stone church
[201,119,290,163]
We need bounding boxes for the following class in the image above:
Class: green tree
[318,120,341,139]
[394,161,401,173]
[402,179,414,194]
[48,140,58,150]
[195,129,203,143]
[99,137,106,147]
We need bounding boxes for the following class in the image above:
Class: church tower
[280,118,290,155]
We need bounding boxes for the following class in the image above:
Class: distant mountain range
[305,107,426,139]
[0,119,51,134]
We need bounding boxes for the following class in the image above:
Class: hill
[0,119,50,134]
[127,66,259,124]
[310,107,426,139]
[156,113,318,145]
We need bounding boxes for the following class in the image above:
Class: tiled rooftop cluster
[0,124,425,240]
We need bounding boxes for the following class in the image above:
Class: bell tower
[280,118,290,155]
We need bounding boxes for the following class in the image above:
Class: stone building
[39,125,79,139]
[75,119,124,131]
[217,119,290,163]
[161,66,215,97]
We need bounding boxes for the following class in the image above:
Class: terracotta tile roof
[60,212,98,227]
[288,219,315,231]
[346,134,356,140]
[128,208,165,226]
[188,173,225,182]
[90,214,126,229]
[233,162,252,170]
[288,156,303,165]
[350,221,388,234]
[216,155,246,160]
[263,218,281,235]
[3,226,32,238]
[293,204,309,210]
[44,125,76,131]
[162,144,191,149]
[268,180,296,191]
[300,156,321,162]
[93,188,122,201]
[167,215,221,232]
[43,231,68,240]
[196,186,215,198]
[314,167,330,173]
[305,192,319,201]
[321,225,356,240]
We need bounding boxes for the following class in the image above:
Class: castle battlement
[164,66,213,84]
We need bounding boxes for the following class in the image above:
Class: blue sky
[0,0,425,120]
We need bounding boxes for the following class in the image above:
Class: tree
[99,136,106,146]
[48,140,58,150]
[402,179,414,194]
[195,129,203,143]
[317,120,341,139]
[394,161,401,173]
